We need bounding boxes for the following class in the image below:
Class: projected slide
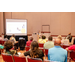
[6,19,27,35]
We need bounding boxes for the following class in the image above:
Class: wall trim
[51,35,75,37]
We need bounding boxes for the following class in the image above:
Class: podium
[32,33,39,41]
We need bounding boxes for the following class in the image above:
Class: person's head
[57,35,62,40]
[30,41,39,51]
[54,38,61,46]
[48,36,53,41]
[42,35,46,39]
[5,35,7,38]
[4,40,13,51]
[68,33,71,35]
[12,34,15,37]
[30,37,33,41]
[30,41,39,58]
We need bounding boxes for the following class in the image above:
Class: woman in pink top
[66,45,75,51]
[66,38,75,51]
[26,37,33,46]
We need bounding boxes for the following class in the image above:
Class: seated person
[18,39,26,50]
[66,33,72,43]
[3,35,8,41]
[9,34,16,44]
[26,37,33,46]
[57,35,64,44]
[44,36,54,49]
[19,41,44,60]
[38,35,47,43]
[4,40,17,55]
[66,44,75,51]
[57,35,62,40]
[48,38,67,62]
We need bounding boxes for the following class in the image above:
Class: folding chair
[0,40,2,45]
[2,41,5,45]
[13,55,26,62]
[69,51,75,62]
[25,46,30,51]
[44,49,48,56]
[2,53,13,62]
[62,45,69,49]
[38,43,44,48]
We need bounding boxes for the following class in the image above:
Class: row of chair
[2,50,75,62]
[2,53,50,62]
[38,43,70,49]
[2,52,75,62]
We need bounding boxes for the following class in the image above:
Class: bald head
[54,38,61,46]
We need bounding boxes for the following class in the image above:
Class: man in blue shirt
[48,38,67,62]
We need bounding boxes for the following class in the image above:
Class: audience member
[19,41,44,60]
[66,33,72,42]
[26,37,33,46]
[57,35,65,45]
[4,40,17,55]
[18,39,26,50]
[66,44,75,51]
[0,35,3,41]
[48,38,67,62]
[3,35,8,41]
[57,35,62,40]
[9,34,16,44]
[44,36,54,49]
[38,35,47,43]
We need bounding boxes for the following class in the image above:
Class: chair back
[25,46,30,51]
[62,45,69,49]
[27,57,42,62]
[45,49,48,56]
[13,55,26,62]
[2,53,13,62]
[38,43,44,47]
[0,40,5,45]
[0,40,2,45]
[70,51,75,61]
[2,41,5,45]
